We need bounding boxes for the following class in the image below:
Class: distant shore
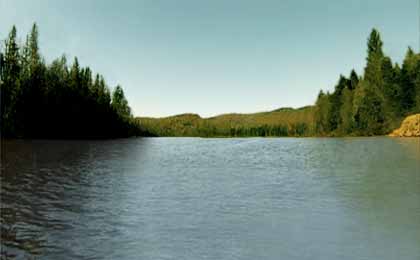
[136,110,418,138]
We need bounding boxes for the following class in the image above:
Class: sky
[1,0,419,117]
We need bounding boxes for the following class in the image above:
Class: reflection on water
[1,137,419,260]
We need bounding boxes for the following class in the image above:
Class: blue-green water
[1,137,420,259]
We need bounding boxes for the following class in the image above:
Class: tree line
[137,107,316,137]
[1,25,418,138]
[314,29,420,136]
[139,28,420,138]
[0,24,150,138]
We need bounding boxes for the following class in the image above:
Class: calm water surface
[1,137,420,259]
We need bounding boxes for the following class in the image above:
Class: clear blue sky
[1,0,419,117]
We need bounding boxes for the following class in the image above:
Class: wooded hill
[1,25,419,138]
[137,107,315,137]
[138,29,420,137]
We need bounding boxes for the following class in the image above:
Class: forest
[0,24,150,138]
[1,25,419,138]
[139,29,420,137]
[314,29,420,136]
[137,107,316,137]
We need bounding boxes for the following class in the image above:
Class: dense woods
[0,24,147,138]
[138,107,316,137]
[139,29,420,137]
[1,25,419,138]
[314,29,420,136]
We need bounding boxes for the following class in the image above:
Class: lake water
[1,137,420,260]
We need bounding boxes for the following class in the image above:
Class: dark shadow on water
[0,139,147,259]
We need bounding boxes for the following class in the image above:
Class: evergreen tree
[1,26,21,136]
[364,28,385,89]
[353,81,386,135]
[415,60,420,113]
[0,24,144,138]
[18,23,48,137]
[314,90,331,134]
[355,28,388,133]
[112,85,131,119]
[70,57,81,89]
[349,69,359,90]
[381,56,403,118]
[339,88,354,134]
[28,24,41,69]
[399,48,418,112]
[0,51,4,75]
[328,75,349,132]
[97,75,111,107]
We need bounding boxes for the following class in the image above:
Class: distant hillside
[137,106,315,137]
[139,29,420,138]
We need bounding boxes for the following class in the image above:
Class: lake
[1,137,420,260]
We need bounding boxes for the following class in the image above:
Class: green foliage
[381,56,402,117]
[140,27,419,138]
[367,29,384,58]
[313,28,419,137]
[338,88,354,134]
[314,90,331,134]
[3,25,417,138]
[138,107,315,137]
[112,85,131,119]
[0,24,148,138]
[399,48,419,112]
[353,81,387,135]
[349,69,359,90]
[328,75,350,131]
[1,26,21,136]
[415,61,420,113]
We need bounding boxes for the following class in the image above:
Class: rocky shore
[389,114,420,137]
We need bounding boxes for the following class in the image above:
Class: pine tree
[112,85,132,119]
[399,48,418,112]
[1,26,21,136]
[353,28,389,134]
[414,60,420,113]
[339,88,354,134]
[98,75,111,107]
[70,57,81,89]
[349,69,359,90]
[28,23,41,70]
[1,24,144,138]
[19,23,47,137]
[367,29,384,59]
[314,90,331,135]
[364,28,384,89]
[353,81,386,135]
[381,56,403,118]
[328,75,349,132]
